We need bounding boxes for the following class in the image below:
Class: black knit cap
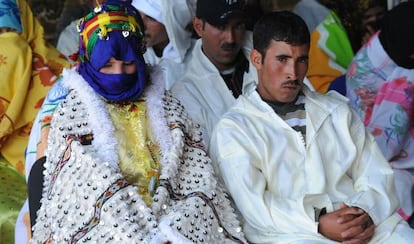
[196,0,246,27]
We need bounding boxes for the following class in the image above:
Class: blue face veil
[77,0,147,102]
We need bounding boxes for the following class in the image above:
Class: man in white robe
[211,11,414,243]
[170,0,256,147]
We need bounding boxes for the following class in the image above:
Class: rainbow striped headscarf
[77,0,144,62]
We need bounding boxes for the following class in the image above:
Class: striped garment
[264,93,306,143]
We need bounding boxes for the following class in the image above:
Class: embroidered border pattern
[70,178,129,243]
[47,135,79,197]
[159,179,244,243]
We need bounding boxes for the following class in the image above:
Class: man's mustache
[283,80,301,86]
[221,43,237,50]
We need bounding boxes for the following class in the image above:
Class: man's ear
[193,17,203,37]
[250,49,262,70]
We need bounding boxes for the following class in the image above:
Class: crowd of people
[0,0,413,243]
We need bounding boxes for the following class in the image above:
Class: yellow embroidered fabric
[107,100,161,205]
[0,0,69,173]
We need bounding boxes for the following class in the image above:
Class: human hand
[342,223,375,244]
[339,203,375,244]
[318,206,361,241]
[318,204,374,243]
[339,209,375,244]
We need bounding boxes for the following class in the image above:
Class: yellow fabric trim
[128,16,137,32]
[83,14,129,38]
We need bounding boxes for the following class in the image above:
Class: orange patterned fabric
[307,30,343,93]
[0,0,69,173]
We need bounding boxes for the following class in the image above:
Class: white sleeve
[343,108,399,224]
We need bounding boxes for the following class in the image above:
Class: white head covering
[132,0,163,24]
[132,0,194,62]
[162,0,194,62]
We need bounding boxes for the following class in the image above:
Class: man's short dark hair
[253,11,310,59]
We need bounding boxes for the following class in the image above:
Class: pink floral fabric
[346,32,414,220]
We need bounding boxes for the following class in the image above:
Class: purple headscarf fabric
[77,0,147,102]
[78,31,147,102]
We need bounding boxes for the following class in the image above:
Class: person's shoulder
[44,75,70,103]
[169,73,197,96]
[306,87,347,102]
[305,89,354,117]
[212,95,261,145]
[1,31,30,53]
[169,61,205,97]
[218,94,256,123]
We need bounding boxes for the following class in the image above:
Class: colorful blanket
[307,11,354,93]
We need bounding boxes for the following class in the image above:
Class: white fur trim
[144,65,173,165]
